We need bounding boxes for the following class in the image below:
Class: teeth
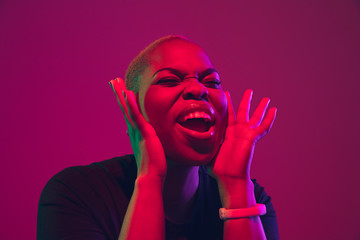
[183,111,211,122]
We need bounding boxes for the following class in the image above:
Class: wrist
[135,174,165,190]
[217,177,256,209]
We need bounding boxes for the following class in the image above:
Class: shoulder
[49,154,136,183]
[37,155,137,239]
[40,154,137,203]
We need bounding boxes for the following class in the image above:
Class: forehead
[147,40,213,73]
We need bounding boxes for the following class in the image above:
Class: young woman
[37,35,279,240]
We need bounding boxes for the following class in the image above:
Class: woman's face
[137,40,228,166]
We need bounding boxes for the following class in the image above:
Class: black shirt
[37,155,279,240]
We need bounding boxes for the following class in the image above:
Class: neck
[163,163,199,224]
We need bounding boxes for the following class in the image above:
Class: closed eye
[202,78,221,89]
[156,77,181,87]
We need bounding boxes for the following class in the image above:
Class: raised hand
[212,89,277,184]
[109,78,167,179]
[210,90,276,239]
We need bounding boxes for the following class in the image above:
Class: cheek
[211,90,228,120]
[143,87,178,125]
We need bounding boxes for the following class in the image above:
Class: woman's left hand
[211,89,277,188]
[211,89,274,240]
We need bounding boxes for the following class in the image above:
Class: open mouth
[176,112,215,133]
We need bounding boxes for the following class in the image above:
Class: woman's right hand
[109,78,167,181]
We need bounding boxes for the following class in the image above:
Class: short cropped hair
[125,35,191,93]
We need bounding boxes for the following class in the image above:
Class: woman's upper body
[37,35,278,240]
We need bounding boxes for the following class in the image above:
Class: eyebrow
[198,68,219,79]
[151,67,219,79]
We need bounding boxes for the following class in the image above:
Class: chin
[164,141,220,167]
[158,127,225,167]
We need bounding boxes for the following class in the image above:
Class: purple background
[1,0,360,239]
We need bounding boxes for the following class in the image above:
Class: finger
[257,107,277,139]
[109,79,134,126]
[237,89,253,124]
[225,91,236,126]
[249,97,270,127]
[125,90,155,138]
[109,79,125,112]
[117,77,126,90]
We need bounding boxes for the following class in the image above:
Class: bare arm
[110,78,167,240]
[211,90,277,240]
[219,176,266,240]
[119,176,165,240]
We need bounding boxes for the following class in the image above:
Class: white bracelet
[219,204,267,220]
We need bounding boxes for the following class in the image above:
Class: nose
[182,78,209,101]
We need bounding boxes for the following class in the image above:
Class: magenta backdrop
[1,0,360,239]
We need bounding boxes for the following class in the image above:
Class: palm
[110,78,167,178]
[212,90,277,180]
